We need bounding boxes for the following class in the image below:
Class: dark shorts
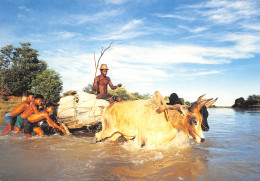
[97,94,119,102]
[24,118,40,134]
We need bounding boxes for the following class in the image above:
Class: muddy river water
[0,108,259,180]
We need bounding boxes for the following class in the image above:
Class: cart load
[57,92,110,132]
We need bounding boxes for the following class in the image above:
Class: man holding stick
[93,64,122,103]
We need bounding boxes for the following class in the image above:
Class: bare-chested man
[14,94,44,133]
[24,103,66,138]
[93,64,122,103]
[1,93,34,134]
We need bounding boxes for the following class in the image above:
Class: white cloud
[52,31,79,40]
[220,33,260,55]
[180,0,260,24]
[243,24,260,31]
[94,19,147,40]
[104,44,231,65]
[120,19,142,32]
[69,10,122,25]
[179,70,221,77]
[19,6,30,12]
[178,25,207,33]
[40,35,260,99]
[105,0,128,4]
[155,14,194,21]
[203,0,259,24]
[41,43,231,94]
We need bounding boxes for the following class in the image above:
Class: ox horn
[156,105,172,114]
[205,97,218,108]
[190,97,213,113]
[197,94,206,101]
[156,105,174,114]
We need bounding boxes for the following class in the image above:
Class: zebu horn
[197,94,206,101]
[156,105,173,114]
[205,97,218,108]
[190,97,213,113]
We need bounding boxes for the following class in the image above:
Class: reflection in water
[0,108,260,180]
[111,147,207,180]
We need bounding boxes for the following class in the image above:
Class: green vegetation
[232,95,260,109]
[63,90,77,96]
[30,69,63,103]
[0,95,21,115]
[83,84,95,94]
[0,43,63,103]
[0,89,21,124]
[131,92,152,100]
[82,84,152,101]
[82,84,152,100]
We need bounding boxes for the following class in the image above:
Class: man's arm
[31,103,39,114]
[45,114,66,134]
[93,77,99,91]
[9,102,30,116]
[108,77,122,90]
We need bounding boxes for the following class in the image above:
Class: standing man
[1,93,34,134]
[93,64,122,103]
[14,94,44,133]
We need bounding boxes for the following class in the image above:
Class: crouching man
[24,103,66,138]
[1,93,34,134]
[14,94,44,133]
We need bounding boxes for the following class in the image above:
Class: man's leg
[1,113,15,134]
[33,127,44,136]
[106,97,114,104]
[116,96,122,102]
[14,115,24,133]
[23,118,32,138]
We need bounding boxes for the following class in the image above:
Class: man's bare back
[21,96,42,119]
[9,101,30,117]
[27,111,49,123]
[24,104,66,137]
[9,94,34,117]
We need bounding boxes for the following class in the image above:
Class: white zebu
[57,92,110,134]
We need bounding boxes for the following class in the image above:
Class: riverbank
[0,95,21,125]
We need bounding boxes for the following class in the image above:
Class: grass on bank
[0,95,21,124]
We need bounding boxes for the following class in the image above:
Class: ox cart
[56,92,110,134]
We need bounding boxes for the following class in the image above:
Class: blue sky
[0,0,260,106]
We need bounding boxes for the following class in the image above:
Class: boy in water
[1,93,34,134]
[24,103,66,138]
[14,94,44,133]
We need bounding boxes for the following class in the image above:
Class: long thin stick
[94,42,113,79]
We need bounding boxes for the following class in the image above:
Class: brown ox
[95,91,214,147]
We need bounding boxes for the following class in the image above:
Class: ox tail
[95,131,135,143]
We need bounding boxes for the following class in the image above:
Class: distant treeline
[73,84,192,104]
[65,85,152,101]
[232,95,260,109]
